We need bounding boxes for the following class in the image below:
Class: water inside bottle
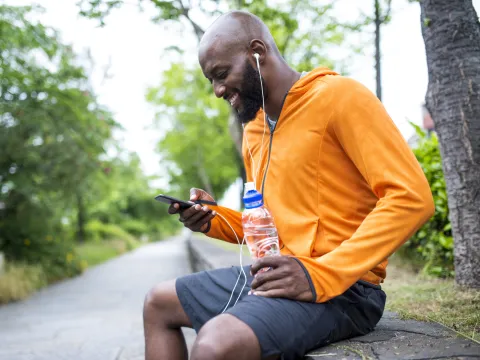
[244,226,280,260]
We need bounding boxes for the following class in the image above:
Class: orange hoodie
[205,67,435,303]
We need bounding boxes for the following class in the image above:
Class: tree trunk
[228,110,247,202]
[420,0,480,288]
[76,191,86,243]
[196,149,215,198]
[375,0,382,101]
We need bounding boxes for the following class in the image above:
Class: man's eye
[217,71,228,79]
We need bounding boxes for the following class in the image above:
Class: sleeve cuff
[201,220,212,234]
[292,257,317,303]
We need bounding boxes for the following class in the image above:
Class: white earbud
[253,53,260,69]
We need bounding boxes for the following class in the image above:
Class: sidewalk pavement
[0,237,196,360]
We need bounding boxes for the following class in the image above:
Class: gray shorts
[176,265,386,360]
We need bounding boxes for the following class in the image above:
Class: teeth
[229,94,238,106]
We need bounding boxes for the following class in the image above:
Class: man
[143,10,435,360]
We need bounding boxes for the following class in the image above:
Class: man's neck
[263,61,301,120]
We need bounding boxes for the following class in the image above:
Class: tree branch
[280,1,300,57]
[176,0,205,42]
[381,0,392,24]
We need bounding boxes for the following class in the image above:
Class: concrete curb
[186,235,480,360]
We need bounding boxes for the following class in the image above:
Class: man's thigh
[175,265,249,331]
[176,266,385,360]
[225,281,386,360]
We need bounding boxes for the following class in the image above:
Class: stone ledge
[186,234,480,360]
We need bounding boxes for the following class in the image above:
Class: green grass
[75,239,140,267]
[383,256,480,342]
[0,263,46,304]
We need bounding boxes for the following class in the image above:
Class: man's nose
[213,82,226,98]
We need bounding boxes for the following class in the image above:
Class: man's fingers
[251,278,285,293]
[250,288,286,299]
[250,268,284,289]
[183,206,212,227]
[168,203,180,214]
[197,211,217,232]
[251,256,287,275]
[178,204,201,221]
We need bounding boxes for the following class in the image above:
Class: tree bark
[420,0,480,287]
[375,0,382,101]
[76,191,86,243]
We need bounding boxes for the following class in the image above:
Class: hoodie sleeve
[204,205,244,245]
[297,76,435,303]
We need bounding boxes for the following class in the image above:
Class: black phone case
[154,194,217,209]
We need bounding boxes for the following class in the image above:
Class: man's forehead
[199,37,237,72]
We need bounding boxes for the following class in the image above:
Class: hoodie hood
[289,67,339,95]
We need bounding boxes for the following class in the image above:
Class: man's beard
[235,60,267,124]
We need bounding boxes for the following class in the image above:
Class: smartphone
[154,194,217,210]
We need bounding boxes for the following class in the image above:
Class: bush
[400,126,453,277]
[121,219,149,237]
[0,262,47,304]
[0,194,84,282]
[85,219,136,243]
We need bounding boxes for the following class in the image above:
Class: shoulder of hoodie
[308,74,372,102]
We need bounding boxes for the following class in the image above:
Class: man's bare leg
[143,279,192,360]
[190,313,279,360]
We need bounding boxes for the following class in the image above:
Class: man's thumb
[190,188,201,200]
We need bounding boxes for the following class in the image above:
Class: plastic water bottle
[242,182,280,266]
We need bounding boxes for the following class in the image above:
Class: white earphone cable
[214,53,267,313]
[255,54,267,187]
[216,212,248,312]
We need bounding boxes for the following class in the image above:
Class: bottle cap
[243,182,263,209]
[244,182,256,194]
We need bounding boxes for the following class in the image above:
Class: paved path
[0,237,196,360]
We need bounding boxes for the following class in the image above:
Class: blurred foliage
[146,64,238,199]
[0,4,179,292]
[0,4,112,279]
[399,124,453,277]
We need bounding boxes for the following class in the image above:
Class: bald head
[198,11,279,66]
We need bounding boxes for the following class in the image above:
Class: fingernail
[212,211,216,216]
[248,290,252,295]
[202,206,207,211]
[195,204,201,210]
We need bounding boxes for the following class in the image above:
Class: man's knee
[191,314,261,360]
[143,279,190,327]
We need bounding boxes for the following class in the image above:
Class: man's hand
[168,188,216,233]
[250,256,314,302]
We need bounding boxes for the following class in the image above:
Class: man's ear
[249,39,266,66]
